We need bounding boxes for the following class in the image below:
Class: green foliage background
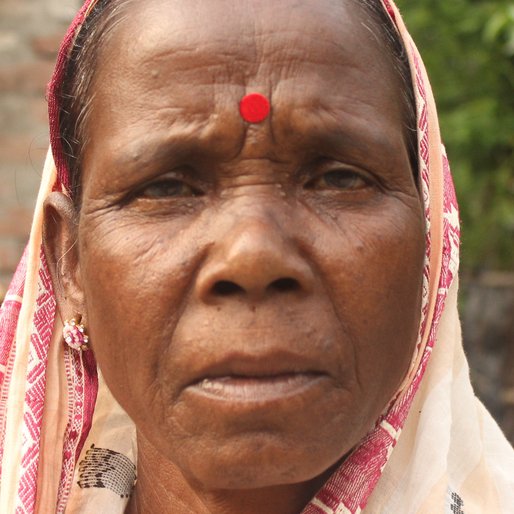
[395,0,514,272]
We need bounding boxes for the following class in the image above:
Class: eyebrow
[108,101,406,181]
[284,110,406,168]
[111,120,238,173]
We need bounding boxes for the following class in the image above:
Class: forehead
[87,0,404,162]
[93,0,399,97]
[112,0,369,57]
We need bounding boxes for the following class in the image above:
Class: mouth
[184,352,330,403]
[189,372,326,402]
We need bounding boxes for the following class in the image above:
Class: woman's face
[71,0,424,490]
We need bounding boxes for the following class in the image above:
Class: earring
[63,318,89,351]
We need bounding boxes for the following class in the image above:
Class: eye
[137,178,202,199]
[305,169,369,191]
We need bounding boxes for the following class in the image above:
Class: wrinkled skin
[44,0,425,512]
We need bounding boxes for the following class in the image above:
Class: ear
[43,192,86,322]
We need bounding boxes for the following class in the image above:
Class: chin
[174,433,344,491]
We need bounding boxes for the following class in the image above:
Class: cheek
[315,199,425,393]
[78,214,202,420]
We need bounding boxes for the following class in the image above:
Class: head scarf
[0,1,513,513]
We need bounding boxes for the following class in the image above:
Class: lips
[191,373,326,402]
[184,351,331,403]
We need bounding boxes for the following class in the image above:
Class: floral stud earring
[63,318,89,351]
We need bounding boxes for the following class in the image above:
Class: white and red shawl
[0,1,513,512]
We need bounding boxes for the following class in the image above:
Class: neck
[125,433,334,514]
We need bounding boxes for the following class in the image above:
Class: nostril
[269,277,301,293]
[212,280,245,296]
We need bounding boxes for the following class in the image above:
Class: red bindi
[239,93,270,124]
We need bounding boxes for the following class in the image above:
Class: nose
[196,216,315,303]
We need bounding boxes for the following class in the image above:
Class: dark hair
[59,0,135,202]
[58,0,418,203]
[357,0,418,175]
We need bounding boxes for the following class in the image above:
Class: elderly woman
[0,0,513,512]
